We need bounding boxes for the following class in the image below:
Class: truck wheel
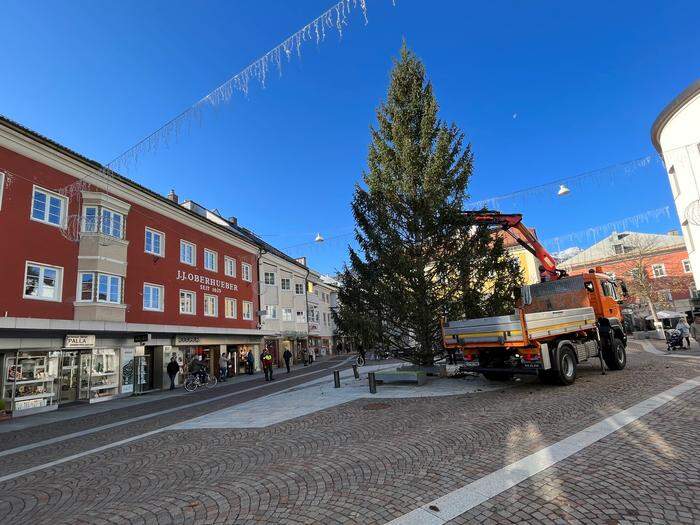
[482,371,513,382]
[554,347,577,385]
[603,338,626,370]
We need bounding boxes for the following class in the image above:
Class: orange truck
[441,211,627,385]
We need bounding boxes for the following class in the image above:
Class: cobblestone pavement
[0,344,699,524]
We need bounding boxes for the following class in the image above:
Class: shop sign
[174,335,201,345]
[133,333,150,343]
[64,334,96,349]
[176,270,238,294]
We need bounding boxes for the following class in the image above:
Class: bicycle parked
[184,371,218,392]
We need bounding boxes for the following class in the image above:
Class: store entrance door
[60,351,80,403]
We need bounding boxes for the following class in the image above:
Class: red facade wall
[569,249,693,302]
[0,144,259,329]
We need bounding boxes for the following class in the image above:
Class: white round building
[651,79,700,290]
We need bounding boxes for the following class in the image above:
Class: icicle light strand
[103,0,375,176]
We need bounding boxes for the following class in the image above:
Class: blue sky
[2,0,699,274]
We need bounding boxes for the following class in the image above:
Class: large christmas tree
[336,44,522,366]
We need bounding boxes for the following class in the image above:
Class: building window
[295,283,304,295]
[651,264,667,278]
[242,263,252,282]
[281,278,291,291]
[242,301,253,320]
[179,290,196,315]
[225,297,237,319]
[180,240,196,266]
[143,283,164,311]
[145,228,165,256]
[224,256,236,277]
[264,272,276,285]
[296,311,306,323]
[204,249,218,272]
[23,262,62,301]
[97,274,122,304]
[77,272,94,301]
[282,308,293,322]
[204,294,218,317]
[100,208,123,238]
[31,186,67,227]
[682,259,692,273]
[266,305,278,320]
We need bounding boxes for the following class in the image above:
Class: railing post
[368,371,377,394]
[333,370,341,388]
[352,364,359,380]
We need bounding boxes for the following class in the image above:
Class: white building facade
[651,79,700,289]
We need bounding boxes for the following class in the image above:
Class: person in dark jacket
[166,356,180,390]
[283,348,293,373]
[246,351,255,375]
[261,349,274,381]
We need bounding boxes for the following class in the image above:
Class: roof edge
[650,79,700,153]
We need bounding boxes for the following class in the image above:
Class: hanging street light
[557,184,571,196]
[314,233,325,243]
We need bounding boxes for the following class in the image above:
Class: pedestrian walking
[337,341,343,354]
[283,348,293,373]
[308,347,315,365]
[676,317,691,349]
[246,350,255,375]
[219,353,229,382]
[262,348,274,381]
[166,356,180,390]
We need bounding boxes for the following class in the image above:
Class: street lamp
[557,184,571,196]
[314,233,324,243]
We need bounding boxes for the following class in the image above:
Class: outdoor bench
[374,370,427,386]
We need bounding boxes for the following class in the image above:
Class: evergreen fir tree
[336,44,522,365]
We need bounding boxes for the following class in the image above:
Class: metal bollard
[333,370,341,388]
[368,371,377,394]
[352,364,360,380]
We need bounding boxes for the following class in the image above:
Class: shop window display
[2,352,59,414]
[79,349,119,402]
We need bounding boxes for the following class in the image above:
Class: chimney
[167,189,179,203]
[295,256,307,266]
[228,216,238,227]
[667,229,679,236]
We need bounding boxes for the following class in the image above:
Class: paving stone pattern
[0,347,699,524]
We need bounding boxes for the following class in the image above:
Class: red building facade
[0,117,267,416]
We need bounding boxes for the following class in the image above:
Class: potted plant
[0,398,10,422]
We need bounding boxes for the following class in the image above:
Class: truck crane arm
[463,210,567,281]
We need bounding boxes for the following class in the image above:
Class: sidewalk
[0,357,335,433]
[644,336,700,356]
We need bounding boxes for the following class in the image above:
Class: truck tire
[554,346,577,385]
[603,337,626,370]
[482,371,513,382]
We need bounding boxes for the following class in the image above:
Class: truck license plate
[462,361,479,367]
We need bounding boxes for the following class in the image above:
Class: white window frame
[82,205,99,233]
[682,259,692,273]
[204,294,218,317]
[264,272,276,286]
[99,207,124,239]
[242,301,253,320]
[204,249,218,272]
[282,307,293,322]
[143,283,164,312]
[30,185,67,228]
[266,305,278,320]
[651,263,667,278]
[225,297,237,319]
[295,283,304,295]
[296,311,306,323]
[96,273,122,304]
[180,240,197,266]
[23,261,63,302]
[145,227,165,257]
[179,289,196,315]
[224,256,237,277]
[76,271,95,302]
[242,263,252,282]
[281,277,291,291]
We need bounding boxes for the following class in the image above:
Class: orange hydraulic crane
[463,210,567,282]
